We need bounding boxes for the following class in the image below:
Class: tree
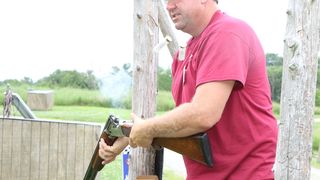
[21,77,33,84]
[158,67,172,91]
[275,0,320,179]
[37,69,98,89]
[266,53,283,66]
[267,66,283,102]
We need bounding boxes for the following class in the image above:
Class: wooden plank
[20,120,31,179]
[94,125,102,180]
[0,118,102,180]
[57,123,68,179]
[1,119,13,179]
[30,121,41,180]
[75,124,85,179]
[0,118,3,177]
[48,122,59,179]
[94,125,101,143]
[39,122,50,180]
[11,120,22,179]
[84,125,94,169]
[66,124,76,179]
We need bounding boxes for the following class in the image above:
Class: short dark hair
[214,0,218,3]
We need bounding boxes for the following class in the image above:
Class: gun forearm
[84,132,118,180]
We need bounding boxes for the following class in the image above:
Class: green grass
[33,106,131,122]
[99,158,123,180]
[163,168,185,180]
[312,151,320,169]
[53,88,111,107]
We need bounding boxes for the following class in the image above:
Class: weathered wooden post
[275,0,320,179]
[158,0,179,57]
[129,0,159,179]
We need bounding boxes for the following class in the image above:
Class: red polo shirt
[171,11,278,180]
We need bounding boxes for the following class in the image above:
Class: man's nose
[166,1,176,11]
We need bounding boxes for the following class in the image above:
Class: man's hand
[129,113,154,148]
[99,137,129,165]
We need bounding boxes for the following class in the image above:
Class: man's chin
[174,24,184,31]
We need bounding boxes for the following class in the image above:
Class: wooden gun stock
[84,115,213,180]
[153,133,213,167]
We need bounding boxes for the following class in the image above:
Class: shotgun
[84,114,213,180]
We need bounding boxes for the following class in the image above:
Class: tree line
[1,53,319,105]
[0,63,172,92]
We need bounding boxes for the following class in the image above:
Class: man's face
[166,0,201,33]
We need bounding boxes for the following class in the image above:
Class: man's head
[166,0,218,36]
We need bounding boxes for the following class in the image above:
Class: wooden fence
[0,117,102,180]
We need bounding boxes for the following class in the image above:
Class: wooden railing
[0,117,101,180]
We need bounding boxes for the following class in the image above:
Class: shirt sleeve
[196,31,251,89]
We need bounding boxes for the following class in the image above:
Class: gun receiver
[84,115,213,180]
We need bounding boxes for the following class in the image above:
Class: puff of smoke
[99,70,132,108]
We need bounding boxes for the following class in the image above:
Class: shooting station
[1,0,320,180]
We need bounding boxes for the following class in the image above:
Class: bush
[316,89,320,107]
[157,90,175,111]
[272,102,280,117]
[37,70,99,90]
[267,66,283,102]
[313,122,320,152]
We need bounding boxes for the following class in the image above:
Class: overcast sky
[0,0,289,81]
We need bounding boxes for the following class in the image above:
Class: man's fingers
[112,137,129,153]
[102,157,116,165]
[99,138,110,151]
[99,147,115,158]
[129,138,137,148]
[99,137,130,165]
[131,112,141,123]
[99,138,116,157]
[130,112,137,122]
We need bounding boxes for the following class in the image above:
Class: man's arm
[129,80,235,148]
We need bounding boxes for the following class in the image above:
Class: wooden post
[130,0,159,179]
[275,0,320,179]
[158,0,179,57]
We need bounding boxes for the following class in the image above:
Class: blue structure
[122,146,130,180]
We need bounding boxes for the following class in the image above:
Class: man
[99,0,278,179]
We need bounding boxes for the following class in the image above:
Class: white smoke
[99,70,132,108]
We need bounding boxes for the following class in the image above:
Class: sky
[0,0,289,81]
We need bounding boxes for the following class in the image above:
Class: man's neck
[191,5,219,37]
